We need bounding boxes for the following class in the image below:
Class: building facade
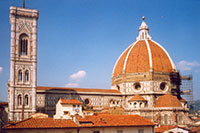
[7,6,193,126]
[8,6,39,121]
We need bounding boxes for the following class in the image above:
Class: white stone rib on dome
[122,40,139,73]
[145,39,153,70]
[112,43,133,77]
[151,40,176,71]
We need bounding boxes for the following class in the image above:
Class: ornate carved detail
[17,21,25,32]
[17,21,32,33]
[25,21,32,32]
[15,64,31,71]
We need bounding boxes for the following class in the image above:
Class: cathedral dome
[129,95,146,101]
[154,94,182,108]
[112,17,176,77]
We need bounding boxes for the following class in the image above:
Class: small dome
[154,94,182,108]
[129,95,146,101]
[112,17,176,77]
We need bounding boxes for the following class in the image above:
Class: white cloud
[64,83,79,87]
[0,67,3,73]
[176,60,200,71]
[64,70,86,87]
[69,70,86,80]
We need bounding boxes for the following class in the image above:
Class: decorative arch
[24,94,29,106]
[19,33,29,56]
[17,94,22,106]
[164,114,168,125]
[24,70,29,82]
[18,69,22,82]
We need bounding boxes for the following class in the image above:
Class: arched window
[18,70,22,82]
[116,85,120,91]
[178,115,182,124]
[164,114,168,124]
[24,95,29,106]
[24,70,29,82]
[134,102,137,108]
[18,94,22,106]
[139,102,142,108]
[19,34,29,56]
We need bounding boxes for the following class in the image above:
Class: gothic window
[178,115,183,124]
[18,70,22,82]
[140,102,142,108]
[19,34,29,56]
[164,114,168,124]
[24,95,29,106]
[17,94,22,106]
[24,70,29,82]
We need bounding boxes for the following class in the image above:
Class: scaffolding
[180,75,193,106]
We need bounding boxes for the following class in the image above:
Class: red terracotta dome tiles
[154,94,182,108]
[148,40,173,73]
[112,39,175,77]
[113,44,133,76]
[126,40,149,73]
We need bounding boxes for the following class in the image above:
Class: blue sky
[0,0,200,102]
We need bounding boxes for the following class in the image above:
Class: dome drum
[112,81,174,96]
[112,71,176,86]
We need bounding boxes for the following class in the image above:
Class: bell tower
[8,6,39,121]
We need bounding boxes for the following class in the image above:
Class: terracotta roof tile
[129,95,146,101]
[4,118,77,129]
[155,125,178,133]
[155,125,190,133]
[4,114,155,129]
[60,99,82,105]
[113,44,133,76]
[180,97,187,102]
[148,40,173,73]
[0,102,8,106]
[77,114,155,127]
[126,40,149,73]
[192,125,200,133]
[112,40,174,77]
[154,94,182,108]
[37,86,121,94]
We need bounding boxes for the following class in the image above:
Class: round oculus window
[160,82,167,90]
[134,82,141,90]
[84,98,90,105]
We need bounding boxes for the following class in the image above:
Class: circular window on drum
[160,82,167,90]
[133,82,141,91]
[84,98,90,105]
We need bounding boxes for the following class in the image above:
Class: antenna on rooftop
[23,0,25,8]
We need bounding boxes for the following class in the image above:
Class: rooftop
[129,95,146,101]
[37,86,121,94]
[154,94,182,108]
[155,125,190,133]
[60,99,82,105]
[4,114,155,129]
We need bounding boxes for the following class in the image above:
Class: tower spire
[136,16,151,40]
[23,0,25,8]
